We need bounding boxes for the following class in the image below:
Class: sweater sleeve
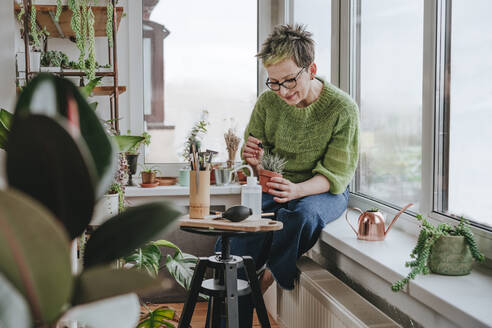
[312,105,359,194]
[243,93,268,154]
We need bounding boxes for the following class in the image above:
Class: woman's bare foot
[260,268,274,294]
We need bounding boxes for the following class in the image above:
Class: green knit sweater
[244,78,359,194]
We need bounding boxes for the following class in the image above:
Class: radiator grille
[277,257,399,328]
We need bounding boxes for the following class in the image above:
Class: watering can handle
[345,207,363,236]
[229,164,254,183]
[385,203,413,235]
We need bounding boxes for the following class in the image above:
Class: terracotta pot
[429,235,473,275]
[258,169,282,193]
[141,171,156,184]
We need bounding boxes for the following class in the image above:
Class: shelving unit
[16,0,124,132]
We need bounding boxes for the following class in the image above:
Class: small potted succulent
[392,215,485,292]
[140,165,161,186]
[258,150,288,193]
[40,50,69,73]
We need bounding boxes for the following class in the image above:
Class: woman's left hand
[267,177,301,203]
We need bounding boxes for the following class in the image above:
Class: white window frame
[333,0,492,259]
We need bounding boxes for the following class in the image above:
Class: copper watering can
[345,203,413,241]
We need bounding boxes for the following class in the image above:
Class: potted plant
[391,215,485,292]
[179,110,209,186]
[1,74,183,327]
[40,50,69,72]
[258,150,288,193]
[112,132,151,186]
[140,165,161,186]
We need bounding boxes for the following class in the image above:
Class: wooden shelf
[92,86,126,96]
[15,4,124,39]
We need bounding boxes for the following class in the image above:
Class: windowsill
[125,184,241,197]
[320,211,492,327]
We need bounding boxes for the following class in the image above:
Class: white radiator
[277,257,400,328]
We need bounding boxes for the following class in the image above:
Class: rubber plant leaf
[165,251,198,291]
[6,114,96,240]
[0,272,32,328]
[113,135,146,153]
[0,189,73,325]
[0,108,13,150]
[138,306,177,328]
[59,294,140,328]
[14,74,116,198]
[84,202,182,268]
[72,266,161,306]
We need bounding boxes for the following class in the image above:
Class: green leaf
[0,109,13,150]
[14,74,117,198]
[123,244,162,278]
[72,266,162,305]
[60,293,140,328]
[6,114,96,240]
[152,240,182,254]
[89,101,98,111]
[0,189,73,324]
[0,272,32,328]
[113,135,146,153]
[165,251,197,291]
[84,202,182,268]
[138,306,177,328]
[81,76,103,98]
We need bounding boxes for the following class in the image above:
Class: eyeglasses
[265,67,306,91]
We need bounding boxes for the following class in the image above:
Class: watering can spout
[384,203,413,236]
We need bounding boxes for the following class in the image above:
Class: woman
[217,24,359,327]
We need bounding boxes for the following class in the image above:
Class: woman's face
[265,58,312,106]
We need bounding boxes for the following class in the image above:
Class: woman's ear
[309,63,317,80]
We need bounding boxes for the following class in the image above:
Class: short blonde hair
[256,24,315,67]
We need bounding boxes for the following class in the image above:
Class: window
[436,0,492,227]
[143,0,257,163]
[352,1,424,212]
[292,0,331,82]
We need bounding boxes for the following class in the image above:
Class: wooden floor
[141,302,280,327]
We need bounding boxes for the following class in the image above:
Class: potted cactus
[258,150,288,193]
[391,215,485,292]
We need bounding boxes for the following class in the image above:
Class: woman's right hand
[242,136,264,168]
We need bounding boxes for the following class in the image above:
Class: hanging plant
[55,0,63,22]
[106,0,114,48]
[86,6,96,80]
[30,6,40,48]
[68,0,85,68]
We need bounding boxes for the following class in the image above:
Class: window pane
[293,0,331,82]
[356,1,423,211]
[447,0,492,226]
[143,1,257,163]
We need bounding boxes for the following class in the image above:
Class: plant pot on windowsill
[141,171,157,185]
[126,153,139,186]
[258,169,282,193]
[429,235,474,275]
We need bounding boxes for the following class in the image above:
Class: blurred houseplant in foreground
[0,74,183,328]
[391,215,484,292]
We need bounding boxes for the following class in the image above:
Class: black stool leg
[208,268,223,328]
[243,256,271,328]
[224,261,239,328]
[178,257,209,328]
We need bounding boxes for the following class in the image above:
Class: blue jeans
[210,189,349,327]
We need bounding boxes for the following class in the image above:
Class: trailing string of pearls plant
[51,0,117,80]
